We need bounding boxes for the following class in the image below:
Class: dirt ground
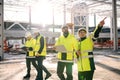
[0,50,120,80]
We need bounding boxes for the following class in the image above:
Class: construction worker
[22,31,41,79]
[33,30,51,80]
[54,25,77,80]
[76,17,106,80]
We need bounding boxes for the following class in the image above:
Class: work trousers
[78,71,94,80]
[57,61,73,80]
[26,58,42,78]
[36,56,50,79]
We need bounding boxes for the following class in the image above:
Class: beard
[63,32,69,38]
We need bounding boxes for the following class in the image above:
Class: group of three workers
[23,17,106,80]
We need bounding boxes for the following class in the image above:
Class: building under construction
[0,0,120,80]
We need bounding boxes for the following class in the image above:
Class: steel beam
[0,0,4,60]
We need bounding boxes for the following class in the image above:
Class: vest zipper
[79,41,83,71]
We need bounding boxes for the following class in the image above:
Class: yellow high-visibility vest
[77,35,94,71]
[25,38,36,57]
[34,35,46,56]
[55,34,78,61]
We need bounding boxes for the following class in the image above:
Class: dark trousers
[57,61,73,80]
[78,71,94,80]
[26,58,42,77]
[36,56,50,79]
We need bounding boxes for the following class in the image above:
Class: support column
[29,6,31,30]
[63,2,66,25]
[94,14,96,27]
[0,0,4,60]
[110,17,113,41]
[112,0,118,51]
[52,8,55,32]
[86,15,89,36]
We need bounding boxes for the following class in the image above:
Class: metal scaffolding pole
[63,3,66,25]
[28,6,31,30]
[0,0,4,60]
[94,14,96,27]
[110,17,113,41]
[112,0,118,51]
[52,8,55,32]
[86,15,89,37]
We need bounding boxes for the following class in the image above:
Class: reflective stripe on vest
[58,50,92,53]
[78,55,94,60]
[58,60,74,63]
[81,50,93,54]
[26,56,36,58]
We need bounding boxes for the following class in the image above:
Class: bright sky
[30,0,112,27]
[31,0,53,24]
[31,0,68,25]
[89,15,111,27]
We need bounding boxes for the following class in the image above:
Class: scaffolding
[1,0,120,60]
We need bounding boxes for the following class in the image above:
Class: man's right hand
[76,50,81,56]
[35,53,40,57]
[28,47,33,51]
[21,47,28,51]
[52,46,56,50]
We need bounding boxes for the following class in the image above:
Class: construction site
[0,0,120,80]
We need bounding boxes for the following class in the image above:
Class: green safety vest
[77,35,94,71]
[25,38,36,57]
[34,35,46,56]
[55,34,77,61]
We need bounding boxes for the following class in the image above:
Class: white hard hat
[33,29,40,34]
[25,31,32,38]
[78,28,86,33]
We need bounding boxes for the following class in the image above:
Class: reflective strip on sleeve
[92,37,97,40]
[58,60,74,63]
[26,56,36,58]
[58,50,93,54]
[81,50,93,54]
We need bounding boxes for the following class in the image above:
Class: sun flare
[31,0,53,25]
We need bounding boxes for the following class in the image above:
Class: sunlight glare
[31,0,53,25]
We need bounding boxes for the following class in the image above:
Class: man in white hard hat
[33,30,51,80]
[76,17,106,80]
[22,31,41,79]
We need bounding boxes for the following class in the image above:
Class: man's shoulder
[37,35,44,39]
[70,34,75,37]
[59,35,64,38]
[68,34,76,39]
[58,34,75,38]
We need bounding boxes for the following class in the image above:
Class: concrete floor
[0,49,120,80]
